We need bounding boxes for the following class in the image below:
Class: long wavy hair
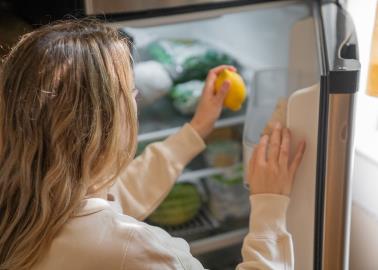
[0,20,137,269]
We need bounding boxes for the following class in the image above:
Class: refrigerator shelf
[190,227,248,256]
[160,208,220,240]
[138,115,245,142]
[178,163,242,182]
[154,207,248,256]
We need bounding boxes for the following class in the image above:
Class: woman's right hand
[248,123,306,196]
[190,65,234,139]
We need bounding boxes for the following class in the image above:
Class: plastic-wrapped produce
[203,138,249,221]
[204,140,241,167]
[206,164,250,221]
[134,60,173,106]
[170,80,204,115]
[147,39,239,83]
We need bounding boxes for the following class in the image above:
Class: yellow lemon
[214,69,247,111]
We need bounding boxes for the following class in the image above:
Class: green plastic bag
[147,39,239,83]
[170,80,204,115]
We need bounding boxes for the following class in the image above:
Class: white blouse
[32,124,293,270]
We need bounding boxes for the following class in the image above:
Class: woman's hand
[248,123,306,196]
[190,65,235,139]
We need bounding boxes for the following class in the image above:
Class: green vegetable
[170,80,204,115]
[148,183,202,226]
[179,49,236,83]
[211,164,244,185]
[147,39,239,83]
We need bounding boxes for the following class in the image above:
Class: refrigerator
[17,0,361,269]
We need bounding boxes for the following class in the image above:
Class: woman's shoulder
[34,198,203,270]
[113,213,202,269]
[71,198,193,269]
[32,198,147,270]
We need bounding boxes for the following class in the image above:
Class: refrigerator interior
[117,1,321,268]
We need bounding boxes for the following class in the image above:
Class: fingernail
[222,80,231,90]
[275,122,282,129]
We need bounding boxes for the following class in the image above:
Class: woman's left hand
[190,65,235,139]
[248,123,306,196]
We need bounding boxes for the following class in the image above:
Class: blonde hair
[0,20,137,269]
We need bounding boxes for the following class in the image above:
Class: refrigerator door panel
[315,2,360,270]
[322,93,356,270]
[321,4,360,94]
[286,83,320,270]
[283,15,321,270]
[287,17,320,92]
[235,4,323,269]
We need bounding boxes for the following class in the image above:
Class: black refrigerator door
[314,2,360,270]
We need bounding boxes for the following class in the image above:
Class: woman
[0,20,305,270]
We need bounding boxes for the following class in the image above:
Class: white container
[243,69,289,186]
[242,142,256,187]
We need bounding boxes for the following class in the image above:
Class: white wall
[350,153,378,270]
[347,0,378,269]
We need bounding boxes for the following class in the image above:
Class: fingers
[204,65,236,93]
[209,65,237,76]
[289,140,306,176]
[278,128,290,168]
[256,135,269,165]
[215,80,230,103]
[268,122,282,164]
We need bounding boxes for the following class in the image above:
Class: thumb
[216,80,231,103]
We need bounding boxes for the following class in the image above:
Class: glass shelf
[137,95,247,142]
[177,163,242,183]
